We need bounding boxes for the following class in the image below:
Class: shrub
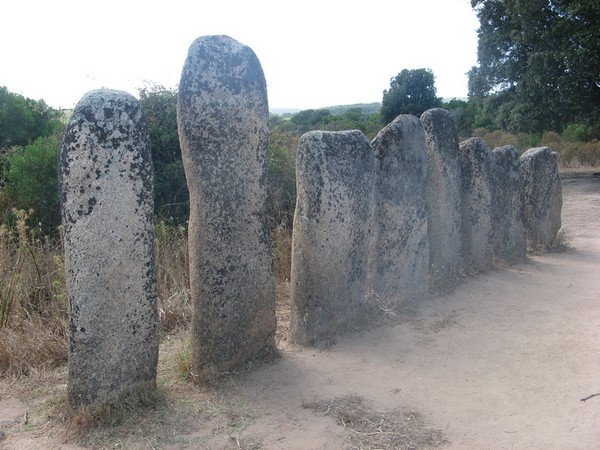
[562,123,595,142]
[1,134,62,233]
[266,130,297,229]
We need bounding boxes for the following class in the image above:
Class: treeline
[1,81,599,235]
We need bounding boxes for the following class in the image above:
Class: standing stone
[289,130,375,346]
[367,115,429,302]
[420,108,462,291]
[59,89,157,407]
[519,147,563,251]
[491,145,527,264]
[458,137,494,272]
[177,35,276,381]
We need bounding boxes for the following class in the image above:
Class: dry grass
[272,224,292,282]
[303,395,448,450]
[526,229,573,255]
[155,221,192,334]
[0,217,198,377]
[64,383,166,433]
[0,209,68,376]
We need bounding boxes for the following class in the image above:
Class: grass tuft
[303,395,447,450]
[66,384,166,433]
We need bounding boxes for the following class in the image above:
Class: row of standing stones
[59,35,562,407]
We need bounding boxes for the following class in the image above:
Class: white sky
[1,0,479,111]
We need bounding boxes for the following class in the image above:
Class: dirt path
[1,169,599,449]
[233,170,600,449]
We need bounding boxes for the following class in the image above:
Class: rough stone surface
[519,147,563,251]
[458,137,494,272]
[177,35,276,380]
[289,130,375,346]
[59,89,158,407]
[367,115,429,302]
[491,145,527,263]
[420,108,462,291]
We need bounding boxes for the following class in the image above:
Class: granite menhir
[289,130,375,346]
[367,115,429,303]
[177,35,276,381]
[59,89,158,407]
[519,147,563,251]
[458,137,494,272]
[491,145,527,263]
[420,108,462,292]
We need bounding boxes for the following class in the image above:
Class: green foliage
[266,130,297,228]
[0,86,64,148]
[561,123,600,143]
[1,134,62,233]
[470,0,600,134]
[380,68,442,125]
[270,106,382,140]
[325,102,381,116]
[442,99,477,139]
[288,108,333,134]
[138,85,189,226]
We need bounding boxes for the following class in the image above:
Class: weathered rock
[367,115,429,302]
[177,35,276,380]
[59,89,157,407]
[459,137,494,272]
[289,130,375,346]
[491,145,527,263]
[420,108,462,291]
[519,147,563,251]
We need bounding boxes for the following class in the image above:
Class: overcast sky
[2,0,479,111]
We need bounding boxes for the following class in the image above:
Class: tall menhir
[177,35,277,381]
[59,89,158,407]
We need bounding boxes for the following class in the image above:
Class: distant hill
[270,102,382,116]
[324,102,381,115]
[270,107,302,115]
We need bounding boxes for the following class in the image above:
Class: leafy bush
[266,130,297,229]
[1,134,62,233]
[561,123,600,143]
[138,85,189,226]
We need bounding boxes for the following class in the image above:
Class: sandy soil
[1,168,599,450]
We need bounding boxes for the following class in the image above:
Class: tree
[138,85,189,225]
[380,69,442,125]
[469,0,600,134]
[0,86,63,148]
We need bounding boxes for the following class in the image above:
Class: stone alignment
[458,137,495,272]
[519,147,563,251]
[420,108,462,291]
[289,130,375,346]
[491,145,527,263]
[59,89,157,407]
[177,35,276,380]
[367,115,429,302]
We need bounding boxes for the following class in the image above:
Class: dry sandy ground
[1,168,599,449]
